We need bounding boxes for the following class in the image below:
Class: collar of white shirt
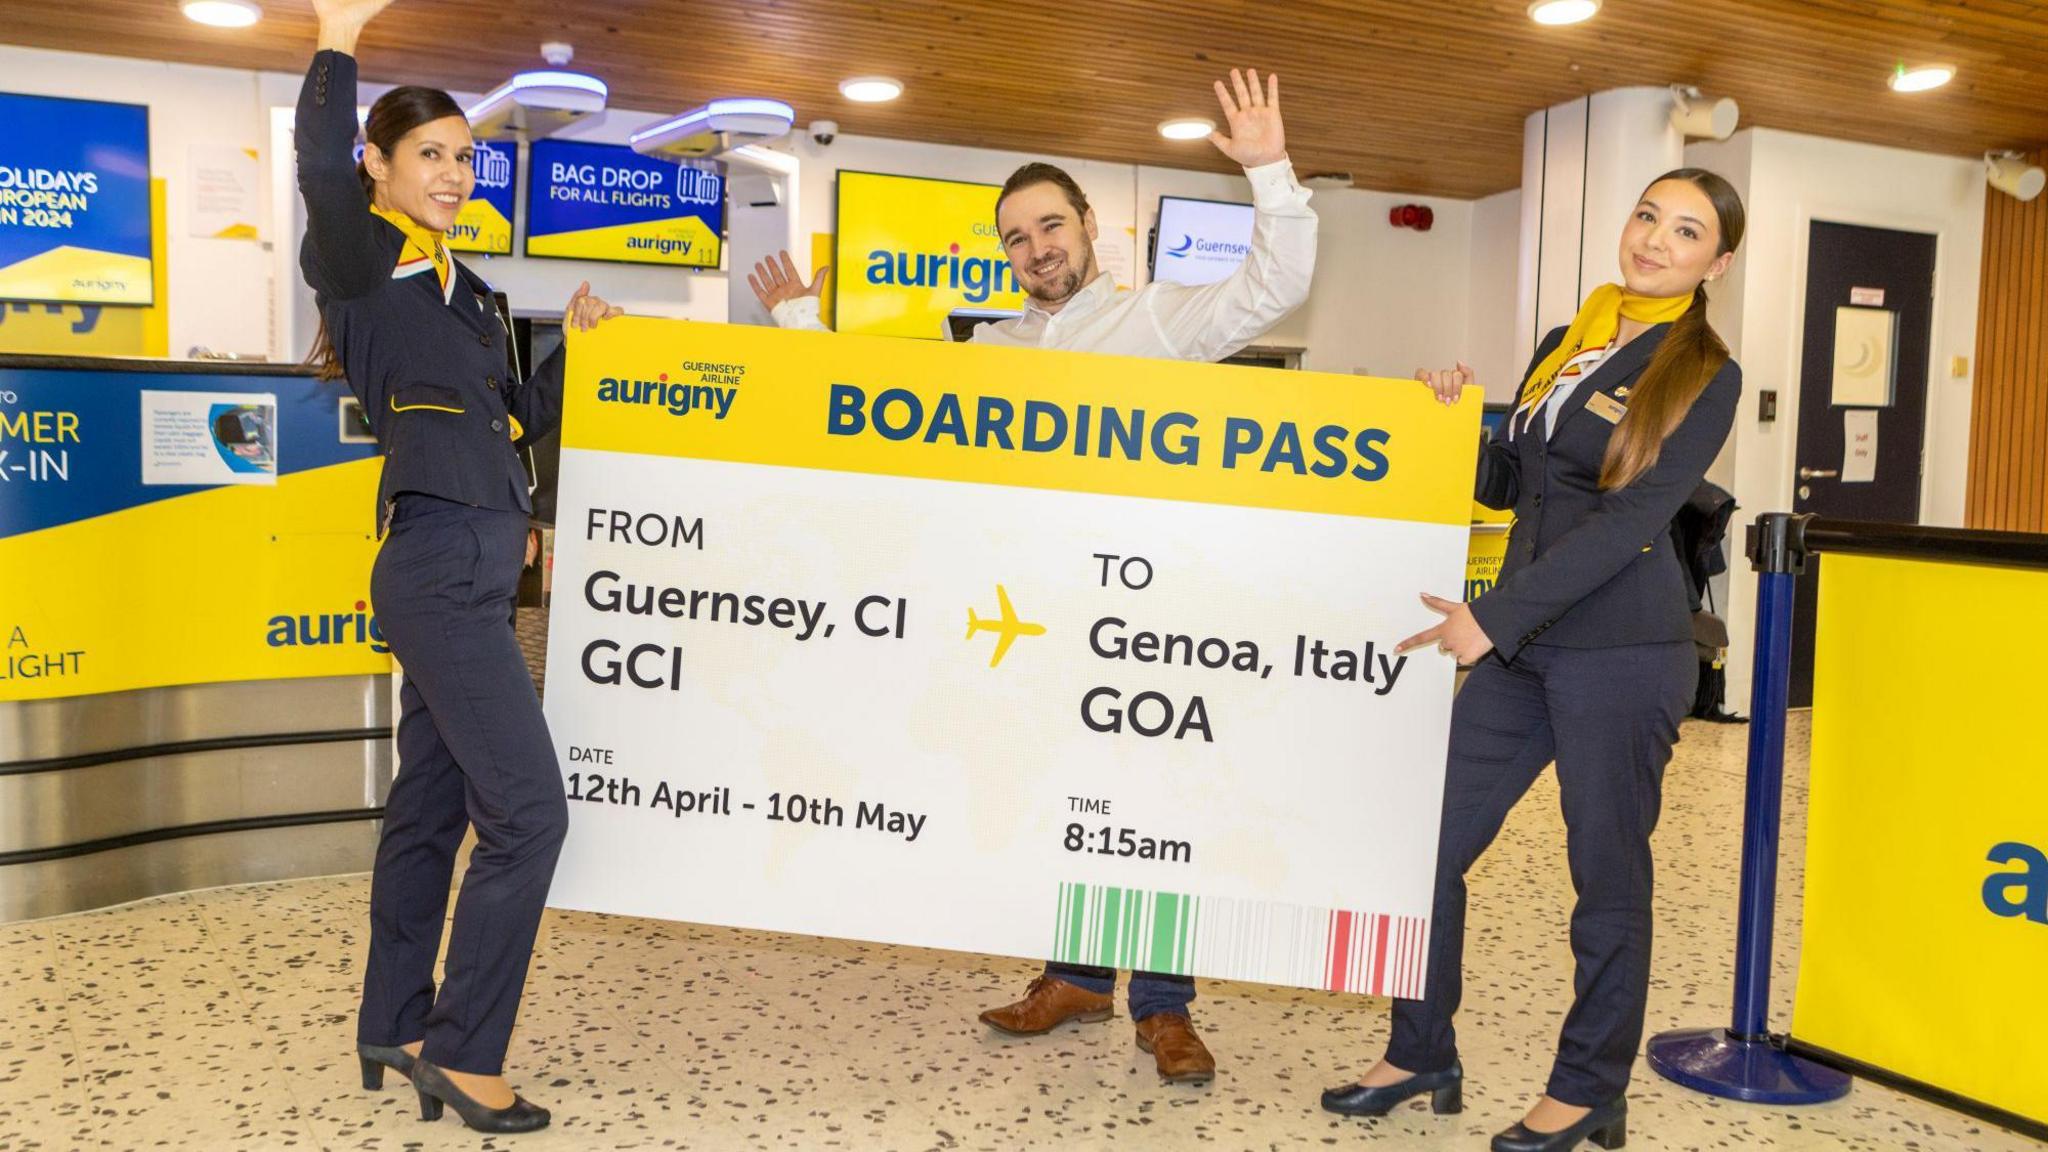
[1017,272,1120,329]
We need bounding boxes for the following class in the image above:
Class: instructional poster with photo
[140,389,276,485]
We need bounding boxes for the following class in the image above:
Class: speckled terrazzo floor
[4,710,2040,1151]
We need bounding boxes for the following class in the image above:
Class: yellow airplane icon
[966,584,1046,668]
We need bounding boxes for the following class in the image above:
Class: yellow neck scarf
[370,205,452,295]
[1515,283,1693,429]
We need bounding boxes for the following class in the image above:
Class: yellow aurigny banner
[542,317,1482,995]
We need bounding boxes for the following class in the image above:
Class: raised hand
[314,0,395,52]
[1208,68,1287,169]
[747,251,828,313]
[563,280,624,331]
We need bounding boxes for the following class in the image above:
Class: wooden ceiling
[3,0,2046,198]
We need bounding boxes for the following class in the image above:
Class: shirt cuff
[1243,159,1312,213]
[771,296,821,329]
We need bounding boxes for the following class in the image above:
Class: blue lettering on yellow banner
[1984,841,2048,924]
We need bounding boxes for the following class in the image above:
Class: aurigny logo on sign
[865,239,1020,304]
[1984,840,2047,925]
[1164,234,1194,259]
[266,600,390,654]
[596,369,737,420]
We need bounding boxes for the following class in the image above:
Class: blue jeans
[1045,962,1195,1021]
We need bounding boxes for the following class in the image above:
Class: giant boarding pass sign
[542,318,1482,996]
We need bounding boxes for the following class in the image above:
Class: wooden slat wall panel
[0,0,2045,198]
[1967,148,2048,532]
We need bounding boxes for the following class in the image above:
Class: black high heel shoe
[1321,1061,1464,1116]
[1490,1096,1626,1151]
[411,1057,552,1134]
[356,1042,418,1090]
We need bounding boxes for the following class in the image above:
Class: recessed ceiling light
[838,77,903,103]
[1888,64,1954,93]
[182,0,261,27]
[1527,0,1599,26]
[1157,117,1215,141]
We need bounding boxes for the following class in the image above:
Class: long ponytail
[1597,168,1746,490]
[305,84,466,382]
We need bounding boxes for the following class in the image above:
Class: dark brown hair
[1599,167,1747,490]
[994,162,1091,234]
[307,85,466,381]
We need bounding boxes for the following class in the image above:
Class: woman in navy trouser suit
[1322,169,1747,1152]
[299,0,621,1133]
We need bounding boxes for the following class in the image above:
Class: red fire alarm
[1388,204,1435,231]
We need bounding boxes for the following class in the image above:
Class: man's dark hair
[995,163,1091,233]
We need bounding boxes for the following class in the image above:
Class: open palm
[1208,69,1287,169]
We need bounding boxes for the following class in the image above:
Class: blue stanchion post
[1646,512,1851,1104]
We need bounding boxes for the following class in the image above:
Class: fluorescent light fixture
[182,0,260,27]
[1987,152,2046,202]
[631,98,797,159]
[1157,117,1215,142]
[1888,64,1954,93]
[1528,0,1599,26]
[838,77,903,103]
[465,69,609,137]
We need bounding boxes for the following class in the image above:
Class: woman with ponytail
[1321,170,1745,1151]
[299,0,621,1134]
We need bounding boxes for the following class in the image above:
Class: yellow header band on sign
[561,318,1481,526]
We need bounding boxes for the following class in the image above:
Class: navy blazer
[1468,323,1742,664]
[296,51,564,528]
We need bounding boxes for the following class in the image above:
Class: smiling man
[749,69,1318,1087]
[752,68,1316,363]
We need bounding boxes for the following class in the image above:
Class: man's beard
[1023,248,1097,306]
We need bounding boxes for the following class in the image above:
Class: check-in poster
[0,92,153,305]
[525,138,722,267]
[448,139,516,255]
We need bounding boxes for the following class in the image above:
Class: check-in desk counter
[0,355,392,922]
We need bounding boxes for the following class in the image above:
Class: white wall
[1684,127,1985,702]
[1466,189,1523,395]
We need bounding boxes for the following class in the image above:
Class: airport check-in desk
[0,355,392,922]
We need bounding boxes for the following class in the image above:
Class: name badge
[1587,391,1628,425]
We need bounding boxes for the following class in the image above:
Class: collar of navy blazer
[1540,321,1671,444]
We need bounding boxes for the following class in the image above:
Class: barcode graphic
[1052,882,1428,995]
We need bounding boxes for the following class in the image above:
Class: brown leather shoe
[978,975,1114,1036]
[1134,1012,1216,1084]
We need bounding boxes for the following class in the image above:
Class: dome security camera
[809,120,839,146]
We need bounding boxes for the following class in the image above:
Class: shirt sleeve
[1139,159,1318,363]
[295,51,393,302]
[510,340,566,449]
[769,296,833,332]
[1468,360,1743,663]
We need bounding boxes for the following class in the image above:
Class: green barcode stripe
[1052,883,1200,975]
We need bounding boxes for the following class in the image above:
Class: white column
[1513,88,1685,372]
[722,145,802,326]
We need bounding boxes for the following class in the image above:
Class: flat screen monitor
[525,138,723,268]
[448,139,518,255]
[1150,195,1253,286]
[0,92,154,305]
[834,170,1024,339]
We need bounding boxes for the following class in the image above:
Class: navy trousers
[357,495,568,1076]
[1044,962,1196,1021]
[1387,641,1694,1106]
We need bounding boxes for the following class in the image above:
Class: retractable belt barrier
[1649,512,2048,1141]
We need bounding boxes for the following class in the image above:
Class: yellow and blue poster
[525,138,721,267]
[1795,552,2048,1133]
[448,139,516,256]
[0,365,388,701]
[833,170,1026,340]
[0,92,153,306]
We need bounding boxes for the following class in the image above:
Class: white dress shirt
[772,159,1317,363]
